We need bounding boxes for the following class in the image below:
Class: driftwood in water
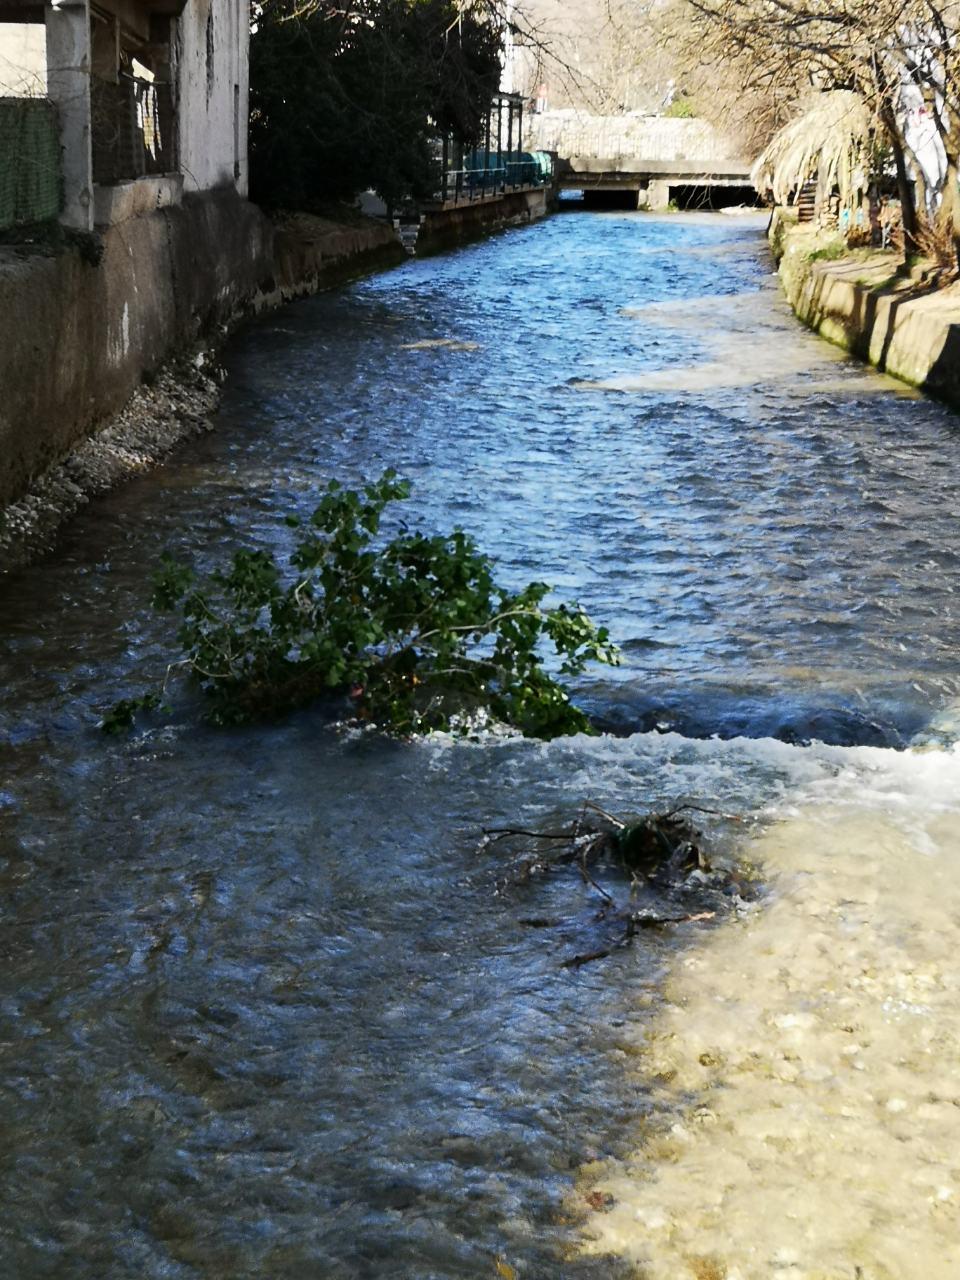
[483,801,750,967]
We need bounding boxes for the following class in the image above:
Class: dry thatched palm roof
[751,91,876,206]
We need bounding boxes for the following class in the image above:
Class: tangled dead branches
[483,800,755,967]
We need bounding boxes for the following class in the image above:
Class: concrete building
[0,0,249,230]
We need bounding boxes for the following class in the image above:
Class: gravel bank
[0,351,221,574]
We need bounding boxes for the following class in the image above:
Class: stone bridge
[526,112,756,210]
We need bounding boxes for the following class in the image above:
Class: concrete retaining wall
[266,211,406,299]
[772,210,960,410]
[418,187,548,252]
[0,189,403,508]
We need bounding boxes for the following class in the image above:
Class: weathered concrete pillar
[646,179,672,211]
[45,0,93,231]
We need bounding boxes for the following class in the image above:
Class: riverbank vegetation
[103,472,619,738]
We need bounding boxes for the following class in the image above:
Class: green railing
[0,97,61,233]
[440,150,554,204]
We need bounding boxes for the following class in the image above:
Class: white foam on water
[575,740,960,1279]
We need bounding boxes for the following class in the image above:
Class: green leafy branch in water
[102,471,620,738]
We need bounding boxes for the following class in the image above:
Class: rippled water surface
[3,211,960,1278]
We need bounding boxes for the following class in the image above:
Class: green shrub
[103,472,619,739]
[664,97,696,119]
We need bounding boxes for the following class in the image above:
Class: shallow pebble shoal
[580,750,960,1279]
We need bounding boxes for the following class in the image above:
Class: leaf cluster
[106,472,619,739]
[249,0,504,208]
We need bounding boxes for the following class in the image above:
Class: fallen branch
[482,826,573,841]
[562,910,718,968]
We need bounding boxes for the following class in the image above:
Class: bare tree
[674,0,931,247]
[897,0,960,263]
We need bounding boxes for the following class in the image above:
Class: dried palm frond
[751,91,876,206]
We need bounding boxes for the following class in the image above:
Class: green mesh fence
[0,97,61,232]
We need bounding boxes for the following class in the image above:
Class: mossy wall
[773,217,960,412]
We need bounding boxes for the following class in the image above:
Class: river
[2,211,960,1278]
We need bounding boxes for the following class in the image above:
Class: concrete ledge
[423,183,546,214]
[261,211,405,305]
[774,215,960,410]
[94,175,184,227]
[418,186,548,252]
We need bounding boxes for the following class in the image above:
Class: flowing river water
[3,211,960,1278]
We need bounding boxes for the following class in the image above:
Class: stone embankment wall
[0,190,403,512]
[771,208,960,409]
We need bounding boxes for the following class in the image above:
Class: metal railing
[437,152,553,205]
[440,165,505,203]
[431,90,554,205]
[91,72,177,185]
